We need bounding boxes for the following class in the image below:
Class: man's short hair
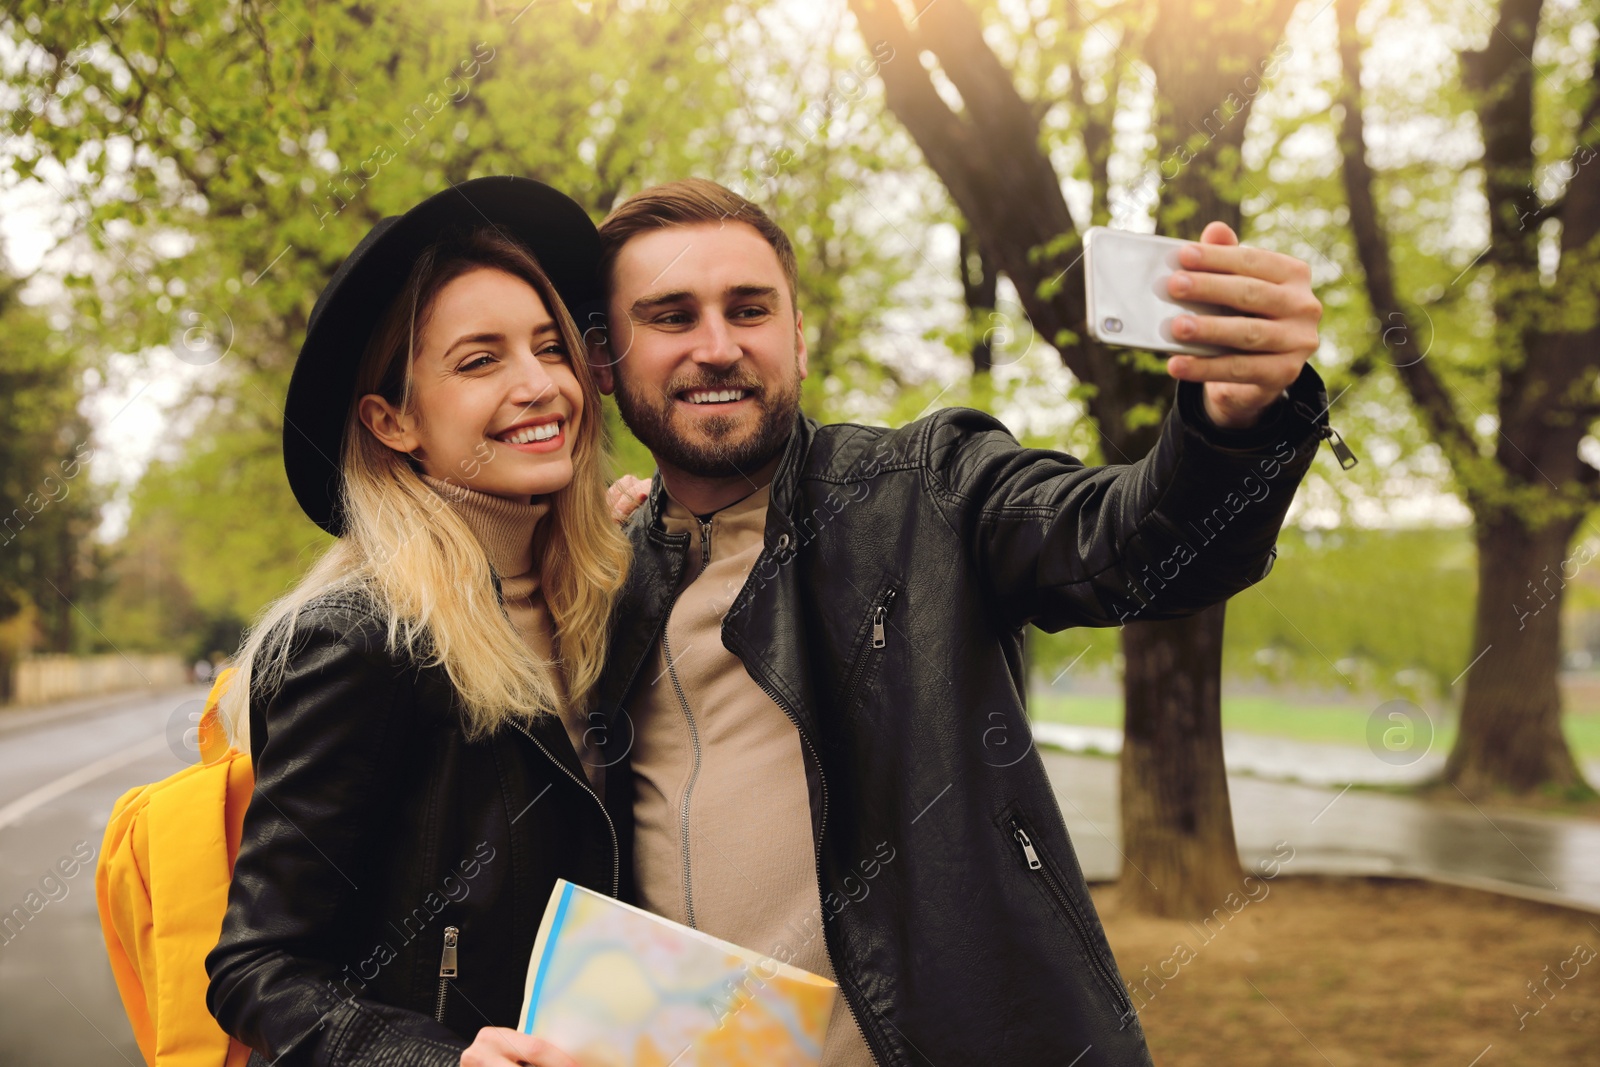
[597,179,799,306]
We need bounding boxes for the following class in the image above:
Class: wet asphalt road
[0,685,203,1066]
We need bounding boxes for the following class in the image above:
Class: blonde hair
[221,228,630,743]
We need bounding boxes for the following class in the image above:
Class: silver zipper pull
[439,926,459,978]
[1326,427,1357,469]
[1014,827,1042,870]
[1291,399,1358,470]
[699,519,712,567]
[871,589,897,649]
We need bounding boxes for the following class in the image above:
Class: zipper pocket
[1009,816,1133,1019]
[434,926,459,1023]
[839,586,897,711]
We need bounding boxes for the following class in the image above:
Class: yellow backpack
[95,668,254,1067]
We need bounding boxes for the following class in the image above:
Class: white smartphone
[1083,226,1243,357]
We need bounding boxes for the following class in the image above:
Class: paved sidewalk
[1032,721,1600,787]
[1040,747,1600,914]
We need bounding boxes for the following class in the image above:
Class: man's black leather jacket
[205,591,620,1066]
[593,365,1340,1066]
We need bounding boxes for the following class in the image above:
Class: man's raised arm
[923,223,1342,633]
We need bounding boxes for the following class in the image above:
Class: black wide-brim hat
[283,175,605,536]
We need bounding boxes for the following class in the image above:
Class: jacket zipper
[661,620,705,929]
[1010,818,1133,1018]
[747,666,880,1065]
[840,587,897,712]
[1291,398,1357,470]
[658,517,717,929]
[509,719,620,898]
[492,553,622,898]
[434,926,459,1023]
[660,518,879,1059]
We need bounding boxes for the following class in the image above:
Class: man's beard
[613,364,801,480]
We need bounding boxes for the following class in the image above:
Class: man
[586,179,1336,1065]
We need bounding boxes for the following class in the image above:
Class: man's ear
[582,315,617,398]
[794,308,809,381]
[357,394,422,455]
[583,317,617,395]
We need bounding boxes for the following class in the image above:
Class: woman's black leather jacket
[205,590,620,1066]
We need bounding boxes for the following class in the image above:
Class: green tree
[0,263,99,691]
[2,0,934,631]
[1333,0,1600,796]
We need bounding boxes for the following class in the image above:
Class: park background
[1,0,1599,1063]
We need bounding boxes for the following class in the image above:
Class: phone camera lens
[1102,316,1123,334]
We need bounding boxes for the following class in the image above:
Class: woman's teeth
[500,422,561,444]
[685,389,747,404]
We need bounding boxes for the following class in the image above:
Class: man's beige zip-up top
[626,481,874,1066]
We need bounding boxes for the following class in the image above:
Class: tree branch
[847,0,1099,389]
[1334,0,1478,463]
[1062,3,1114,227]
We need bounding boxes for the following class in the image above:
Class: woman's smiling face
[359,266,583,501]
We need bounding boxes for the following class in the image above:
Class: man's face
[595,221,807,480]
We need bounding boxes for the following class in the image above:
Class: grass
[1028,692,1600,762]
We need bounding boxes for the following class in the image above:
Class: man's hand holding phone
[1084,221,1322,432]
[1162,221,1321,431]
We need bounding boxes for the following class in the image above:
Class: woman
[205,178,629,1067]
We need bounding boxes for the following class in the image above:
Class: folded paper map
[518,879,837,1067]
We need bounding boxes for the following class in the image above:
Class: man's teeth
[501,422,561,444]
[684,389,747,404]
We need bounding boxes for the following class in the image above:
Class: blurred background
[1,0,1597,1063]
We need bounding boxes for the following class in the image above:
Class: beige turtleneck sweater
[420,473,602,793]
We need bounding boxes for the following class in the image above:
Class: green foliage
[127,399,331,621]
[1028,525,1479,699]
[6,0,1581,716]
[603,396,656,483]
[0,270,98,662]
[1223,525,1476,697]
[5,0,756,362]
[1,1,941,638]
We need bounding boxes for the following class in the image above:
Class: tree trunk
[1120,602,1242,914]
[1108,0,1288,911]
[1446,512,1589,794]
